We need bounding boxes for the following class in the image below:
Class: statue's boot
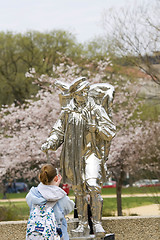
[71,195,90,237]
[71,220,90,237]
[93,221,105,238]
[90,191,105,238]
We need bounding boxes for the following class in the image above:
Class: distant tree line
[0,30,83,106]
[1,26,159,108]
[0,30,112,107]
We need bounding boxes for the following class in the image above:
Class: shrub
[0,204,19,221]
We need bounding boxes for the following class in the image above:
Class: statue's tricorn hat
[54,77,90,94]
[69,77,90,93]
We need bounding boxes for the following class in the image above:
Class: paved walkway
[122,204,160,216]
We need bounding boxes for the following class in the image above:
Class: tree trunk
[116,164,125,216]
[116,180,122,216]
[2,184,7,199]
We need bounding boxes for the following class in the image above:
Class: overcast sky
[0,0,151,43]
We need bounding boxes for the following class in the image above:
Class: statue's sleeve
[96,106,116,141]
[41,111,66,151]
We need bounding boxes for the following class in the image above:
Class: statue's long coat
[46,98,116,186]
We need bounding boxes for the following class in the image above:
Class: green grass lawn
[69,186,160,196]
[0,186,159,199]
[101,186,160,195]
[0,196,159,220]
[0,192,27,199]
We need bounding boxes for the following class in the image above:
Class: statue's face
[74,89,88,106]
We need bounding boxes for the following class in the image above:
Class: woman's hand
[54,174,62,186]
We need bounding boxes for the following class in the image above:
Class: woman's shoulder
[38,183,66,201]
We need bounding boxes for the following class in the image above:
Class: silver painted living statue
[41,77,116,238]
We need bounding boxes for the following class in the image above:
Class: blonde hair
[39,164,57,185]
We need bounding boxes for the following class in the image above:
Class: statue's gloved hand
[41,142,50,152]
[87,123,98,133]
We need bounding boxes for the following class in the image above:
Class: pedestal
[104,234,115,240]
[69,233,115,240]
[68,218,115,240]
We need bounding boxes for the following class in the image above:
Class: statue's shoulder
[88,83,115,114]
[89,83,115,100]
